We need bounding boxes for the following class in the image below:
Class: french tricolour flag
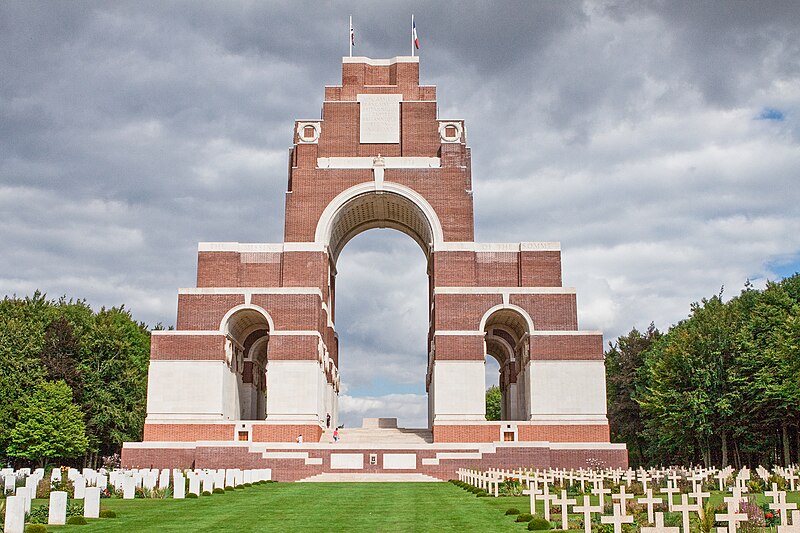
[412,15,419,50]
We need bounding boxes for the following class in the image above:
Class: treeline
[606,274,800,468]
[0,291,150,468]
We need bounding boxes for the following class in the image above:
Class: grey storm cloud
[2,1,799,428]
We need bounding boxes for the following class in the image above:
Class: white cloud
[1,2,799,421]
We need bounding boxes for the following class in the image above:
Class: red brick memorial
[122,56,628,479]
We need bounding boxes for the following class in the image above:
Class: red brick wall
[150,334,225,361]
[433,335,485,361]
[433,424,500,443]
[197,252,239,287]
[434,293,502,330]
[252,424,323,443]
[434,252,477,286]
[509,294,578,330]
[267,335,319,361]
[517,424,610,443]
[176,294,245,330]
[143,423,236,442]
[249,293,321,331]
[520,251,562,287]
[530,334,604,360]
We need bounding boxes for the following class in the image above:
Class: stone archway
[316,185,441,428]
[482,306,533,421]
[222,307,270,421]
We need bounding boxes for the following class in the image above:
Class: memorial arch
[124,55,627,477]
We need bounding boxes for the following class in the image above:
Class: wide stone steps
[297,472,441,482]
[321,428,433,445]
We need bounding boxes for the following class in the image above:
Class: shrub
[476,491,488,497]
[202,491,213,496]
[500,478,523,496]
[66,515,88,525]
[36,477,51,499]
[516,513,534,523]
[224,486,235,491]
[99,509,117,518]
[506,508,521,515]
[528,516,551,530]
[66,502,84,517]
[27,505,50,524]
[243,483,252,487]
[212,488,225,494]
[25,525,49,533]
[187,492,199,498]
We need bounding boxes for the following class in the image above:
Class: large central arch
[315,181,444,261]
[316,182,440,427]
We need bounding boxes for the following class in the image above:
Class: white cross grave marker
[641,512,680,533]
[573,495,603,533]
[672,493,699,533]
[553,489,577,530]
[638,488,663,524]
[778,510,800,533]
[601,503,634,533]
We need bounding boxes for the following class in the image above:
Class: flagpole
[411,14,415,57]
[349,16,353,57]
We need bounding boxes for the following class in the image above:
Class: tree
[605,323,660,467]
[486,385,501,421]
[7,380,88,467]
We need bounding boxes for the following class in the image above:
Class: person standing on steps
[326,413,331,428]
[333,427,339,443]
[296,434,303,444]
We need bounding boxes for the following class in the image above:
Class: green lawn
[34,483,800,532]
[43,482,531,532]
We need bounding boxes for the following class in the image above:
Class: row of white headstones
[1,466,272,533]
[457,464,800,533]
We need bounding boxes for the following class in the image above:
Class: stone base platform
[122,426,627,481]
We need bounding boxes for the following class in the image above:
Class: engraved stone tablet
[357,94,402,143]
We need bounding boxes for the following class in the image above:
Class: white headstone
[48,491,68,525]
[15,486,31,515]
[202,474,214,494]
[4,473,16,493]
[3,494,26,533]
[159,469,171,489]
[189,475,201,496]
[173,474,186,499]
[74,474,86,499]
[84,486,101,518]
[123,476,136,499]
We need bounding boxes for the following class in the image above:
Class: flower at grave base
[765,513,774,519]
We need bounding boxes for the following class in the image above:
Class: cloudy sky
[2,2,799,428]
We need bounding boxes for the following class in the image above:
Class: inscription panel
[357,94,402,144]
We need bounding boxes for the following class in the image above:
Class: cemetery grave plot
[5,464,800,531]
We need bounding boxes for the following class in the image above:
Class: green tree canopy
[7,380,89,467]
[485,385,501,421]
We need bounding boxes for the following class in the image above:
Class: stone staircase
[320,427,433,446]
[298,472,441,482]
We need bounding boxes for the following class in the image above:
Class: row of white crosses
[456,465,800,533]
